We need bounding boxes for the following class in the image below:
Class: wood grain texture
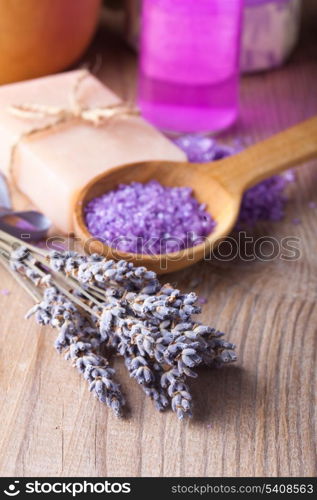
[0,1,316,477]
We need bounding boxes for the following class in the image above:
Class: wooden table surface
[0,2,316,478]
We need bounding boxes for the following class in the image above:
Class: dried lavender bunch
[45,251,236,418]
[1,235,237,420]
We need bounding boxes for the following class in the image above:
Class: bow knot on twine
[9,69,139,128]
[8,70,139,183]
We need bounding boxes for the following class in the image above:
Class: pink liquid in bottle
[138,0,243,134]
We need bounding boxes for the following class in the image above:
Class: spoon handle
[208,115,317,194]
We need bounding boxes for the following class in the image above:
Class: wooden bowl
[0,0,102,84]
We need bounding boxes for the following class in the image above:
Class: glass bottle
[138,0,243,134]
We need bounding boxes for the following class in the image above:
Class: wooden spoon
[74,116,317,274]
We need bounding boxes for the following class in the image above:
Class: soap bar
[0,70,186,233]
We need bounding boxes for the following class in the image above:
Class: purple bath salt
[237,175,292,227]
[292,217,301,225]
[85,180,216,254]
[174,135,236,163]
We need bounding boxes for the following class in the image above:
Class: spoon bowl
[74,116,317,274]
[74,160,240,273]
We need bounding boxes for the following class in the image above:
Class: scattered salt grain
[174,135,236,163]
[283,170,296,183]
[292,217,301,225]
[237,176,291,227]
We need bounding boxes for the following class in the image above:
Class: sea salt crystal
[85,180,216,255]
[174,135,236,163]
